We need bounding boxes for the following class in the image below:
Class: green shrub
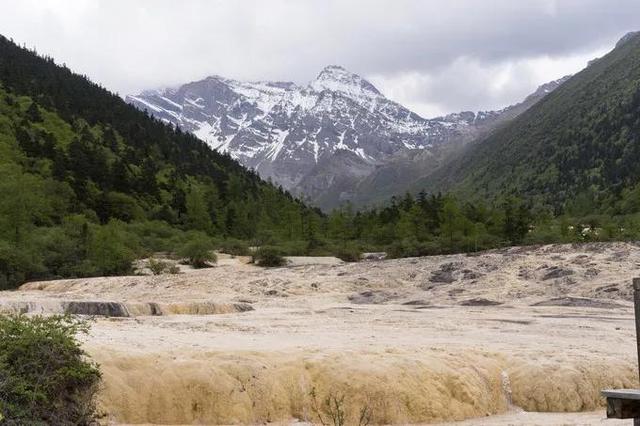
[102,191,145,223]
[387,238,439,258]
[167,264,181,274]
[178,237,217,268]
[0,314,101,424]
[126,220,183,252]
[147,258,168,275]
[306,238,335,257]
[29,220,88,279]
[333,244,362,262]
[252,230,276,246]
[88,220,138,276]
[219,238,250,256]
[252,246,287,267]
[274,240,309,256]
[0,241,45,290]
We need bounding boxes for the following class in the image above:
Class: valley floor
[1,243,640,424]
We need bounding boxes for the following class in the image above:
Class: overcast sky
[1,0,639,117]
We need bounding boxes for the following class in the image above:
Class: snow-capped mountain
[127,66,567,208]
[128,66,469,187]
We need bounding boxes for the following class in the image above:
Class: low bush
[0,314,101,424]
[0,241,45,290]
[272,240,309,256]
[252,246,287,267]
[147,258,168,275]
[386,238,439,258]
[178,237,217,268]
[332,244,362,262]
[219,238,250,256]
[87,219,139,276]
[126,220,184,252]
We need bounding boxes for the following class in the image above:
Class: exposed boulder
[542,266,574,281]
[362,252,387,261]
[429,270,455,284]
[459,298,503,307]
[348,290,398,305]
[402,299,430,306]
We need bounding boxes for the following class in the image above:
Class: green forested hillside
[0,35,321,287]
[4,33,640,290]
[428,32,640,215]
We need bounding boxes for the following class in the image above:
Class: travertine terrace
[1,243,639,425]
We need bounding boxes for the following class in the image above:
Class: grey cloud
[0,0,638,117]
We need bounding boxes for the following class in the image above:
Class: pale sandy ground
[123,411,626,426]
[433,410,625,425]
[2,243,640,425]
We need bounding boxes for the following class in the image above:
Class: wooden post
[634,278,640,426]
[635,279,640,377]
[602,279,640,423]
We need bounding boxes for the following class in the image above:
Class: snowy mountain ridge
[127,66,567,207]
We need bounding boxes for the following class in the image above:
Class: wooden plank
[602,389,640,400]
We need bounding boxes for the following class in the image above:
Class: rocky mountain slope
[128,67,567,209]
[327,75,571,208]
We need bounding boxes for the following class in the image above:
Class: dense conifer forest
[2,34,640,289]
[0,35,322,287]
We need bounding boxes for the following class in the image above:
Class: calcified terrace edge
[1,243,639,424]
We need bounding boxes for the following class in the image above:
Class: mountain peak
[316,65,354,79]
[310,65,381,96]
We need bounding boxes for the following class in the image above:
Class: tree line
[2,34,640,289]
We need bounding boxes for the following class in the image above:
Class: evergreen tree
[184,185,213,234]
[438,197,462,247]
[25,101,42,122]
[502,197,530,244]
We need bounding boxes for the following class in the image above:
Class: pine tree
[25,101,42,122]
